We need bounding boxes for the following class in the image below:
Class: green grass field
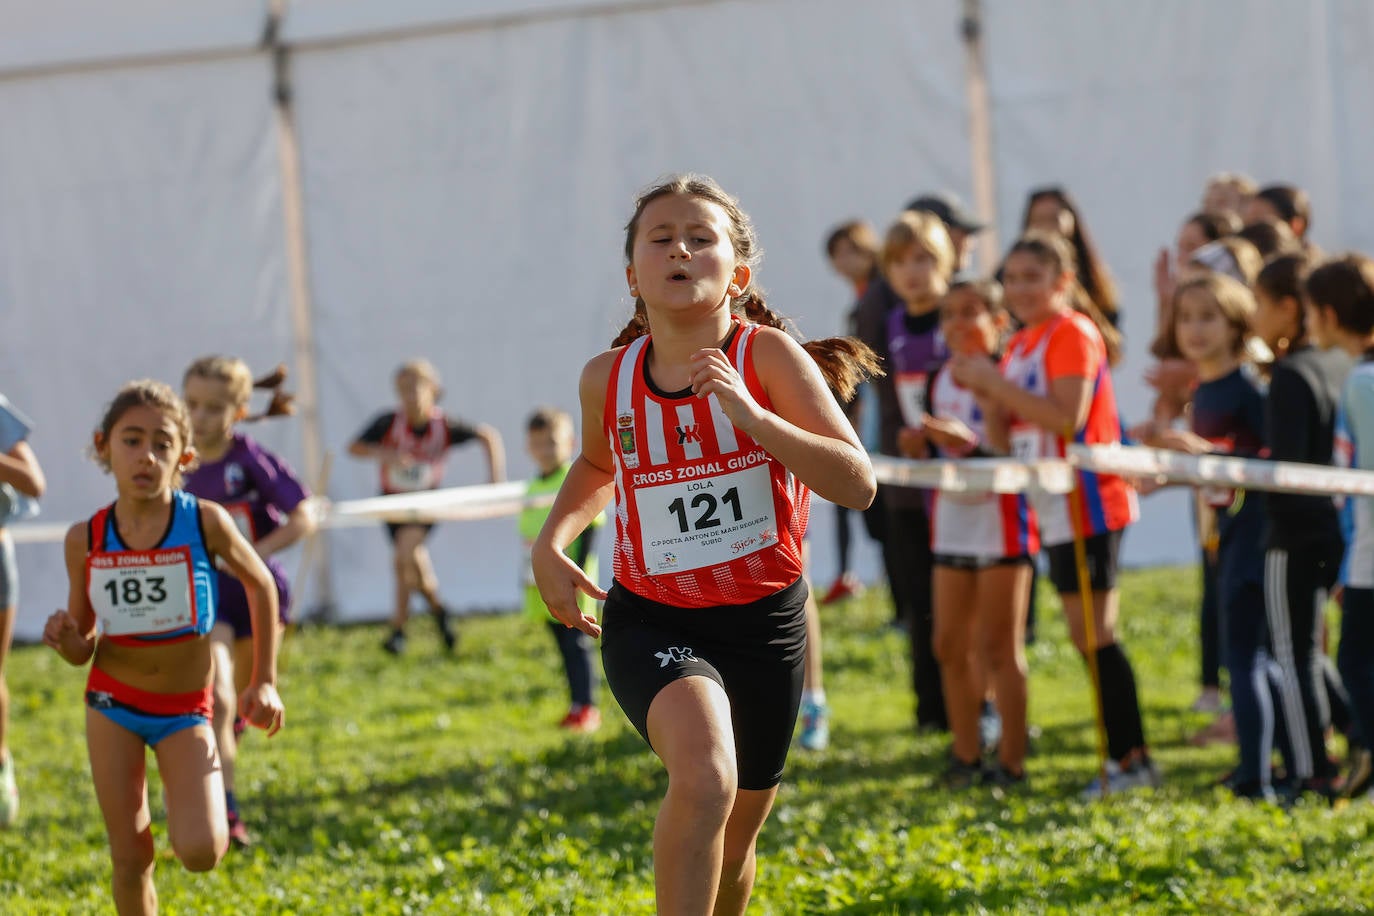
[3,567,1372,914]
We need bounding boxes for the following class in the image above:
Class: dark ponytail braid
[611,298,651,348]
[246,363,296,421]
[739,290,882,403]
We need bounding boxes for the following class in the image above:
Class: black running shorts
[1046,529,1123,594]
[385,522,436,543]
[600,576,809,790]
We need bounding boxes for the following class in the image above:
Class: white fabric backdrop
[0,54,294,639]
[982,0,1374,564]
[291,0,968,620]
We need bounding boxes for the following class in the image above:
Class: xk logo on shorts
[655,646,697,668]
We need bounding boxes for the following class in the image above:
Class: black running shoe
[982,764,1027,790]
[382,630,407,655]
[433,607,457,653]
[1340,749,1373,800]
[939,753,984,790]
[1227,780,1278,804]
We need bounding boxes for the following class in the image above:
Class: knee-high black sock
[1094,643,1147,760]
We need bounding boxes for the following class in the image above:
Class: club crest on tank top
[606,319,809,608]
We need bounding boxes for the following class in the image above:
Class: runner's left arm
[201,500,284,734]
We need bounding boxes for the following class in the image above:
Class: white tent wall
[0,55,295,640]
[982,0,1374,564]
[291,0,970,621]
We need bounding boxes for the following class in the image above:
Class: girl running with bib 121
[532,175,878,915]
[181,357,312,848]
[43,380,284,916]
[952,231,1151,798]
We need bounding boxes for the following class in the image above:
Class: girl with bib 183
[531,175,878,915]
[42,380,285,916]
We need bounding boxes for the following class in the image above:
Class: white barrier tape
[869,455,1075,495]
[322,481,555,527]
[872,444,1374,499]
[6,480,557,545]
[6,522,69,545]
[11,444,1374,546]
[1071,444,1374,497]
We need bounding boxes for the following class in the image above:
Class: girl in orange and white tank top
[530,175,878,913]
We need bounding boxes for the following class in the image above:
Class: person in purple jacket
[875,211,957,735]
[182,357,313,848]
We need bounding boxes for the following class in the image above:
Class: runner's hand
[688,348,764,433]
[532,543,605,638]
[239,682,285,737]
[922,414,978,452]
[949,354,1001,395]
[43,610,92,662]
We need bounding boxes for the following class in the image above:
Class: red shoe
[560,706,602,733]
[227,811,252,849]
[820,574,863,606]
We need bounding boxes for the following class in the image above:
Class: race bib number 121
[635,465,777,575]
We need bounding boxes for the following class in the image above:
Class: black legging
[548,622,597,708]
[884,495,944,730]
[1200,548,1222,690]
[834,503,853,573]
[1264,542,1344,781]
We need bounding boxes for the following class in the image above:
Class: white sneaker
[1081,758,1160,800]
[0,752,18,827]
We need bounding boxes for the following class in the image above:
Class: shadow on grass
[256,727,660,854]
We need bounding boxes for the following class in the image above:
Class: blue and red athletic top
[86,490,217,646]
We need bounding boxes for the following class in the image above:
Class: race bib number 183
[88,547,197,638]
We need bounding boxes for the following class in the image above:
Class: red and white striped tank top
[379,408,448,494]
[606,320,809,608]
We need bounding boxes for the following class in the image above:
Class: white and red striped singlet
[379,407,448,495]
[927,364,1038,559]
[606,320,809,608]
